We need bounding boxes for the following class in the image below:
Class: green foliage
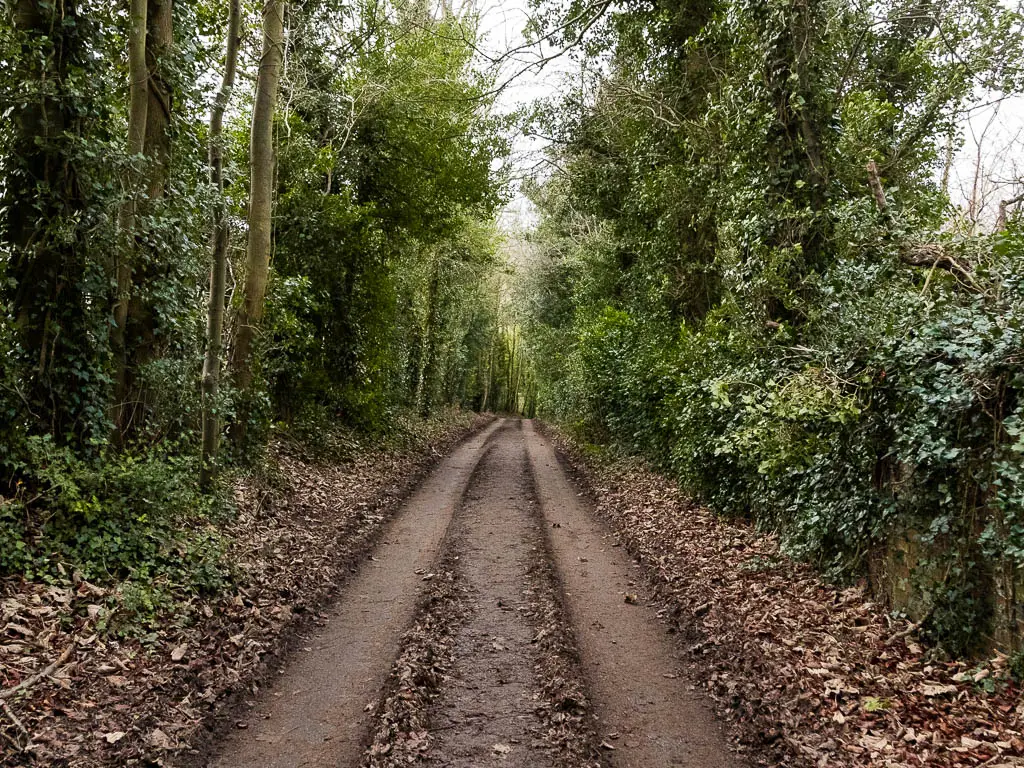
[0,0,510,640]
[526,0,1024,653]
[262,0,510,431]
[0,436,228,630]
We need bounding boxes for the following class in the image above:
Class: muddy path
[207,419,504,768]
[205,420,741,768]
[423,422,572,768]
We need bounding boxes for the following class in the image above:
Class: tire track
[524,420,742,768]
[364,424,600,768]
[423,428,558,768]
[207,418,505,768]
[209,419,744,768]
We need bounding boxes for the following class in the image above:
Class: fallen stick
[884,620,923,647]
[1,699,32,750]
[0,640,76,701]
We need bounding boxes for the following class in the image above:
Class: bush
[0,436,230,629]
[532,225,1024,652]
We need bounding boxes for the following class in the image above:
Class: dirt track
[206,419,740,768]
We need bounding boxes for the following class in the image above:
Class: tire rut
[425,427,558,768]
[524,420,743,768]
[365,424,600,768]
[206,419,504,768]
[208,419,744,768]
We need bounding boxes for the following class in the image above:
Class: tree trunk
[480,341,492,412]
[113,0,175,440]
[111,0,149,436]
[231,0,286,408]
[419,258,441,417]
[505,330,517,413]
[201,0,242,486]
[143,0,173,199]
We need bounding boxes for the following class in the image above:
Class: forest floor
[4,417,1024,768]
[0,410,485,767]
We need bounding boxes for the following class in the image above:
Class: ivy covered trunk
[419,259,442,417]
[114,0,175,441]
[2,0,106,445]
[201,0,242,485]
[112,0,150,440]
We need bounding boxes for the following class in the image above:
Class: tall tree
[201,0,242,484]
[3,0,104,443]
[112,0,175,439]
[112,0,149,436]
[231,0,286,408]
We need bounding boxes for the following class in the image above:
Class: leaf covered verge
[0,409,486,767]
[547,426,1024,768]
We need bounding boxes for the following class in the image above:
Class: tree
[231,0,286,413]
[524,0,1024,652]
[201,0,242,484]
[112,0,149,438]
[2,0,108,445]
[112,0,176,440]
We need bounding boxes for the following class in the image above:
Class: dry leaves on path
[363,561,466,768]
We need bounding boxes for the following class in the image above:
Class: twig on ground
[1,700,31,751]
[0,638,77,701]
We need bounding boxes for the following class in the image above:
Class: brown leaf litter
[362,547,467,767]
[0,412,488,767]
[545,427,1024,768]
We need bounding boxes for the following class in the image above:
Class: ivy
[526,0,1024,653]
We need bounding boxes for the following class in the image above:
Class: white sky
[949,95,1024,228]
[474,0,572,230]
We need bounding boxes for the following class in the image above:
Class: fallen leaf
[149,728,172,749]
[920,683,958,697]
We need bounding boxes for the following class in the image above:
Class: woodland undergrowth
[0,408,483,765]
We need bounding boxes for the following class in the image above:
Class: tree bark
[481,341,492,412]
[143,0,173,199]
[112,0,149,436]
[419,258,441,417]
[201,0,242,486]
[113,0,175,440]
[231,0,286,414]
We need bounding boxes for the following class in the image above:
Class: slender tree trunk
[480,342,492,412]
[419,258,441,417]
[201,0,242,486]
[113,0,175,440]
[506,330,517,412]
[112,0,149,436]
[231,0,286,409]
